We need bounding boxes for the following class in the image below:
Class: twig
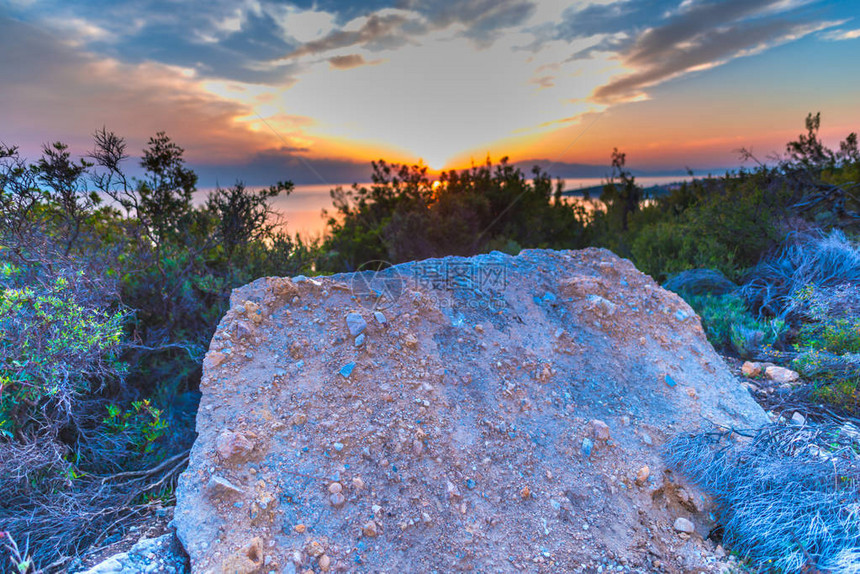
[100,450,189,484]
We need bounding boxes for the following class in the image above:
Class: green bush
[684,293,785,357]
[627,170,791,284]
[792,346,860,415]
[322,158,589,269]
[103,399,168,456]
[811,377,859,413]
[0,271,126,439]
[630,220,739,282]
[790,290,860,414]
[797,318,860,355]
[0,130,318,567]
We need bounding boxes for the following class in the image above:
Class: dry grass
[667,419,860,572]
[0,437,188,572]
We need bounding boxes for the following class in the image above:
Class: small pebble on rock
[673,517,695,534]
[307,541,325,557]
[581,437,594,458]
[741,361,762,377]
[362,521,379,537]
[346,312,367,336]
[447,480,462,501]
[207,475,244,496]
[330,492,346,508]
[215,429,255,461]
[589,419,611,441]
[339,362,356,378]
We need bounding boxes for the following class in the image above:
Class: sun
[418,151,449,172]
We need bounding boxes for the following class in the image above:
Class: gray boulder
[176,248,766,573]
[663,268,738,296]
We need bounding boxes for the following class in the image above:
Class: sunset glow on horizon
[2,0,859,185]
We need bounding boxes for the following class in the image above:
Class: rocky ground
[78,521,188,574]
[158,248,767,574]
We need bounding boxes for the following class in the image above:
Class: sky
[2,0,859,186]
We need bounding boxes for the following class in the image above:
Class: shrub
[103,400,168,456]
[683,293,785,357]
[1,531,39,574]
[322,158,589,270]
[662,268,738,297]
[0,129,314,568]
[797,317,860,355]
[630,220,739,282]
[742,229,860,324]
[791,348,860,415]
[629,170,790,283]
[0,269,126,439]
[738,231,860,414]
[668,422,860,573]
[811,376,859,413]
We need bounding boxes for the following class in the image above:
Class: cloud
[587,0,839,103]
[821,28,860,41]
[116,7,303,84]
[566,35,629,61]
[5,0,302,84]
[530,75,555,88]
[328,54,372,69]
[556,0,678,41]
[283,0,399,25]
[282,14,410,59]
[0,13,373,188]
[419,0,537,43]
[0,16,299,165]
[623,0,796,66]
[282,0,538,59]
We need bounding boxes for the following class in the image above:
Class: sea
[258,175,701,238]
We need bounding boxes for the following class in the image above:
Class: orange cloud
[328,54,371,70]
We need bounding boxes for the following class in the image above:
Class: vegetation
[320,157,590,270]
[668,423,860,573]
[1,112,858,571]
[683,293,786,358]
[0,131,315,569]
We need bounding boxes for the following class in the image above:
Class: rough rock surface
[741,361,801,386]
[175,248,767,573]
[79,534,188,574]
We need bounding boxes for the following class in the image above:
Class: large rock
[663,268,738,296]
[175,248,766,573]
